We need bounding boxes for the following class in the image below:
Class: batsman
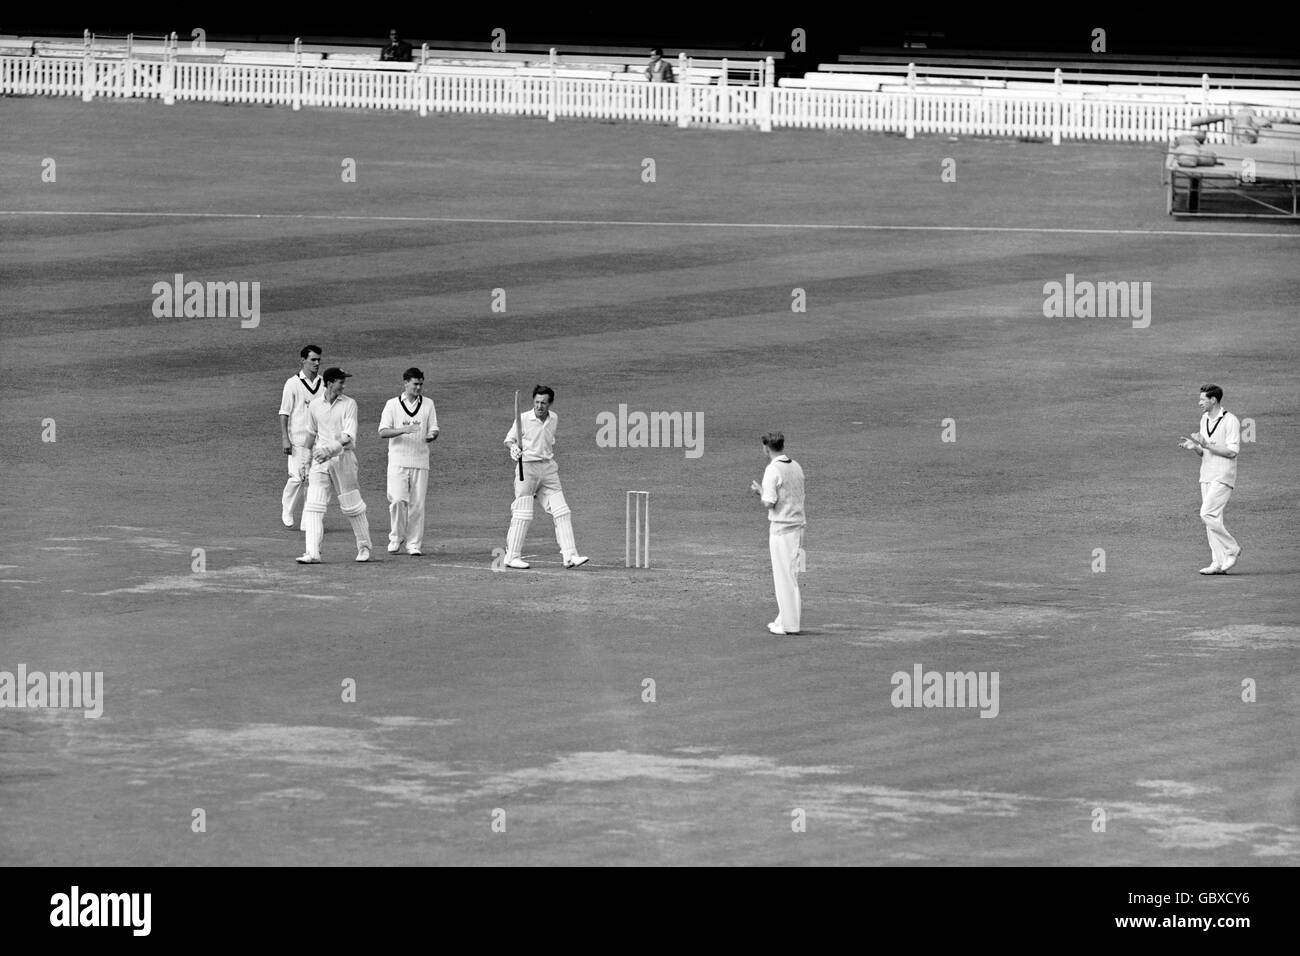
[500,385,589,570]
[296,367,373,564]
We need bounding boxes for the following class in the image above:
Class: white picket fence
[2,52,1292,143]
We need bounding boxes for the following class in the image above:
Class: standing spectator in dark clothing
[645,48,675,83]
[381,29,413,62]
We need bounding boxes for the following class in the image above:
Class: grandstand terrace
[4,33,1297,137]
[3,24,1297,217]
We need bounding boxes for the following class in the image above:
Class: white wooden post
[909,57,918,132]
[1052,67,1061,145]
[719,56,729,124]
[677,54,690,128]
[760,55,774,132]
[163,31,175,104]
[419,44,429,116]
[759,56,773,132]
[124,33,135,99]
[292,37,301,110]
[548,46,557,121]
[681,52,690,123]
[82,29,94,101]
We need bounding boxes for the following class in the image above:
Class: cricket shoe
[296,554,321,564]
[387,540,403,554]
[1220,548,1241,572]
[505,557,530,569]
[282,514,295,528]
[564,555,590,568]
[356,546,371,563]
[768,622,800,635]
[1198,564,1223,575]
[408,549,423,556]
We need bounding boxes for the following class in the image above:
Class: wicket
[625,490,649,567]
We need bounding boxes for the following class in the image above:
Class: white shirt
[379,395,439,470]
[761,456,806,527]
[306,394,359,453]
[505,410,558,462]
[1199,410,1240,488]
[278,373,323,445]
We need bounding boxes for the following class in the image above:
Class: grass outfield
[1,96,1297,865]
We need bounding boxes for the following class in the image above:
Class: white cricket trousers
[302,451,371,559]
[769,523,805,632]
[282,444,312,524]
[1200,481,1239,566]
[388,466,429,552]
[505,459,579,562]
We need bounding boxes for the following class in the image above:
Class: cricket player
[278,344,323,528]
[377,368,439,556]
[502,385,588,570]
[1179,384,1242,574]
[750,432,805,634]
[297,367,373,564]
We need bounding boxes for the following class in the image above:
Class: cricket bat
[514,390,525,481]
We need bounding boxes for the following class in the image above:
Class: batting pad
[506,517,531,559]
[554,512,577,557]
[304,483,330,514]
[545,491,571,518]
[302,511,324,556]
[338,489,366,517]
[347,510,372,549]
[511,495,535,520]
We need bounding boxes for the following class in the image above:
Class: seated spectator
[645,48,675,83]
[381,29,413,62]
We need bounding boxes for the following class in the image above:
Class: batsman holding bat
[514,390,525,483]
[501,385,589,570]
[296,367,373,564]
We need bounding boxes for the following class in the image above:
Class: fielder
[501,385,589,570]
[277,344,323,528]
[1178,383,1242,574]
[377,368,439,556]
[750,432,806,635]
[297,367,373,564]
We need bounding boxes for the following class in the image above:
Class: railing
[3,49,1295,143]
[831,51,1300,90]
